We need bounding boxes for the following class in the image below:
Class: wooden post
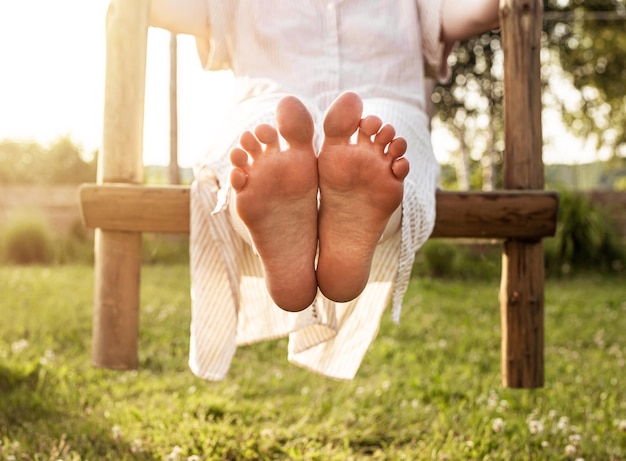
[499,0,545,388]
[169,33,181,185]
[93,0,150,369]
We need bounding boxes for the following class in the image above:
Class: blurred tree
[0,137,96,184]
[544,0,626,158]
[0,140,44,184]
[432,30,503,191]
[46,136,97,184]
[433,0,626,190]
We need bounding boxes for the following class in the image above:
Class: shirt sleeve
[417,0,456,82]
[194,1,232,70]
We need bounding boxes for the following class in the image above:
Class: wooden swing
[79,0,557,388]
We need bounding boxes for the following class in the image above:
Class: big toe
[323,91,363,142]
[276,95,314,149]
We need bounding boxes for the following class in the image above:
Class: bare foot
[316,92,410,302]
[229,96,318,312]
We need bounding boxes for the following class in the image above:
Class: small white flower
[381,380,392,391]
[130,439,143,453]
[565,444,577,457]
[111,425,123,441]
[618,419,626,432]
[528,419,544,435]
[492,418,505,433]
[11,339,29,354]
[486,390,499,410]
[557,416,570,432]
[166,445,183,461]
[541,441,550,448]
[569,434,581,445]
[39,349,56,366]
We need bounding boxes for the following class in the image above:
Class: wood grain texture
[500,240,545,387]
[79,184,558,239]
[499,0,545,388]
[93,0,150,371]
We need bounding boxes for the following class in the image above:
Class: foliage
[0,221,193,266]
[433,29,504,190]
[544,0,626,157]
[546,189,625,274]
[417,240,500,280]
[142,234,190,265]
[0,265,624,460]
[433,0,626,189]
[53,231,95,266]
[0,137,97,185]
[0,211,54,264]
[0,212,96,265]
[421,240,459,277]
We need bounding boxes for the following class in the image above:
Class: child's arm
[441,0,500,43]
[149,0,210,39]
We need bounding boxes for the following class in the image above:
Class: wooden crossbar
[79,183,558,239]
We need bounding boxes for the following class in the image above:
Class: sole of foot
[316,92,409,302]
[229,95,319,311]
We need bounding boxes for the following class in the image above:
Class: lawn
[0,264,624,460]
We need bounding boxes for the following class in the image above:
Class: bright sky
[0,0,234,168]
[0,1,610,167]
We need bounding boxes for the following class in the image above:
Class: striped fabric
[188,0,447,380]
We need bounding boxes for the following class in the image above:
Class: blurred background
[0,0,624,273]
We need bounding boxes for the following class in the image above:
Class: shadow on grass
[0,362,40,394]
[0,362,157,460]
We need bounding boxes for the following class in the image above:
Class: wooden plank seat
[79,184,559,239]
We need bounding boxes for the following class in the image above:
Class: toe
[254,123,280,149]
[374,124,396,149]
[230,167,248,191]
[387,137,407,159]
[230,147,249,168]
[358,115,383,144]
[323,91,363,142]
[359,115,383,137]
[276,95,314,149]
[240,131,263,158]
[391,157,410,180]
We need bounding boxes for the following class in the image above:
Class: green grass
[0,265,624,460]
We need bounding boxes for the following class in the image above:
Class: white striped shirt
[182,0,448,380]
